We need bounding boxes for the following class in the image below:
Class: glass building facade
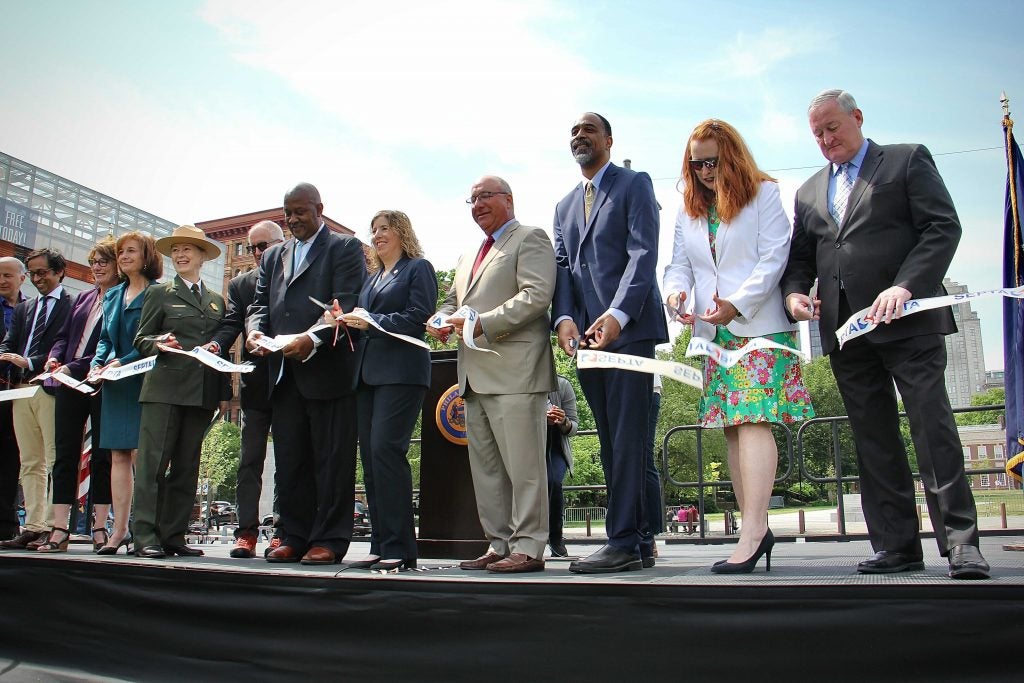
[0,151,224,296]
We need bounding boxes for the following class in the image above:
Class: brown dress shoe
[301,546,342,565]
[0,530,43,550]
[459,551,508,570]
[487,553,544,574]
[266,545,303,563]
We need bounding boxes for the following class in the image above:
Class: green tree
[201,421,241,500]
[956,387,1006,426]
[428,268,458,351]
[798,356,858,491]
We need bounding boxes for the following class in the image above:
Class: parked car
[353,500,371,536]
[200,501,237,527]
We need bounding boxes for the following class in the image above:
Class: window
[980,474,990,487]
[995,444,1004,458]
[962,447,971,461]
[978,445,988,457]
[234,242,244,257]
[996,474,1007,487]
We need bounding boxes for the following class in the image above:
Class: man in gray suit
[428,175,556,574]
[546,375,578,557]
[210,220,284,558]
[781,89,988,579]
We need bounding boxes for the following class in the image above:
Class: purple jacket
[48,287,103,382]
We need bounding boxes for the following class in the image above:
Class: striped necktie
[830,163,853,225]
[27,296,51,357]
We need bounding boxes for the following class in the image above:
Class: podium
[416,350,489,559]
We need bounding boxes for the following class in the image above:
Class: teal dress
[699,209,815,428]
[93,280,154,449]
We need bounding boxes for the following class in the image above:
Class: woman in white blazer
[663,119,814,574]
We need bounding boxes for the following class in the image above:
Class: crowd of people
[0,89,991,580]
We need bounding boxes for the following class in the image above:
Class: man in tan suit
[428,175,556,573]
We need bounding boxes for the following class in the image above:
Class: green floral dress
[699,209,815,428]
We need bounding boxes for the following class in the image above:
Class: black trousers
[357,383,423,562]
[0,401,19,536]
[52,385,111,506]
[235,404,272,535]
[830,332,979,556]
[271,372,357,555]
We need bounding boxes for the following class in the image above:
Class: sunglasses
[246,240,281,254]
[689,158,719,171]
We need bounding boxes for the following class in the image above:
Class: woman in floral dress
[663,119,814,573]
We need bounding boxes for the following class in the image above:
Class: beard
[573,147,594,166]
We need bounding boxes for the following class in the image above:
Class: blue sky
[2,0,1020,370]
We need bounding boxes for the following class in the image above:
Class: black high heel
[710,529,774,574]
[91,527,109,553]
[37,527,70,553]
[347,555,381,569]
[96,533,133,556]
[371,558,416,571]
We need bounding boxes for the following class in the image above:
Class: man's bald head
[284,182,322,205]
[284,183,324,242]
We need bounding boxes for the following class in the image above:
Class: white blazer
[662,180,796,342]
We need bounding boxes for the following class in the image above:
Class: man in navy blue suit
[553,112,668,573]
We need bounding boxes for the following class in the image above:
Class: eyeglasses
[465,191,509,205]
[88,258,111,267]
[246,240,282,254]
[27,269,54,278]
[689,158,719,171]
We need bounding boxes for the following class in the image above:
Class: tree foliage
[956,387,1006,426]
[201,420,241,498]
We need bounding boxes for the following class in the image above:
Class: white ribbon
[428,306,499,355]
[343,309,431,350]
[157,344,255,373]
[0,386,39,402]
[686,336,808,368]
[252,324,334,353]
[94,357,157,381]
[33,371,96,394]
[576,349,703,390]
[836,285,1024,349]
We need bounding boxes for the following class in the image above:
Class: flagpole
[1003,92,1021,285]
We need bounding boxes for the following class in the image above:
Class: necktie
[191,283,202,304]
[27,296,50,358]
[293,241,305,274]
[584,181,595,223]
[830,163,853,225]
[471,236,495,279]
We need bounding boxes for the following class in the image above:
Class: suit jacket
[48,287,103,381]
[247,226,367,400]
[134,276,227,410]
[781,140,960,355]
[439,220,556,395]
[0,288,72,388]
[552,163,669,349]
[664,180,796,342]
[356,256,437,388]
[93,280,153,369]
[210,268,270,411]
[0,294,25,387]
[547,375,578,473]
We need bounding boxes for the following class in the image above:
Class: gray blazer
[547,375,578,473]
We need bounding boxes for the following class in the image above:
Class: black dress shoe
[948,545,990,580]
[857,550,924,574]
[569,545,642,574]
[163,544,204,557]
[639,544,656,568]
[136,545,166,559]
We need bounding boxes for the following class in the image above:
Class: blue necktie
[27,296,51,358]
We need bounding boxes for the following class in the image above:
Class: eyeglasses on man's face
[27,269,54,279]
[465,191,509,205]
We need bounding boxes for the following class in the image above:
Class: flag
[1003,115,1024,482]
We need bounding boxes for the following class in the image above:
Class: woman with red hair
[663,119,814,573]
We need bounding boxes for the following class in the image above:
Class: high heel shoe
[710,529,774,574]
[91,527,109,552]
[348,555,381,569]
[37,527,70,553]
[96,533,133,556]
[371,558,416,571]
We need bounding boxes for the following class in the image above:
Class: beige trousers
[12,386,56,532]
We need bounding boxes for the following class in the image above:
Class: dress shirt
[73,292,105,359]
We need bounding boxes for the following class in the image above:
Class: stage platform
[1,535,1021,682]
